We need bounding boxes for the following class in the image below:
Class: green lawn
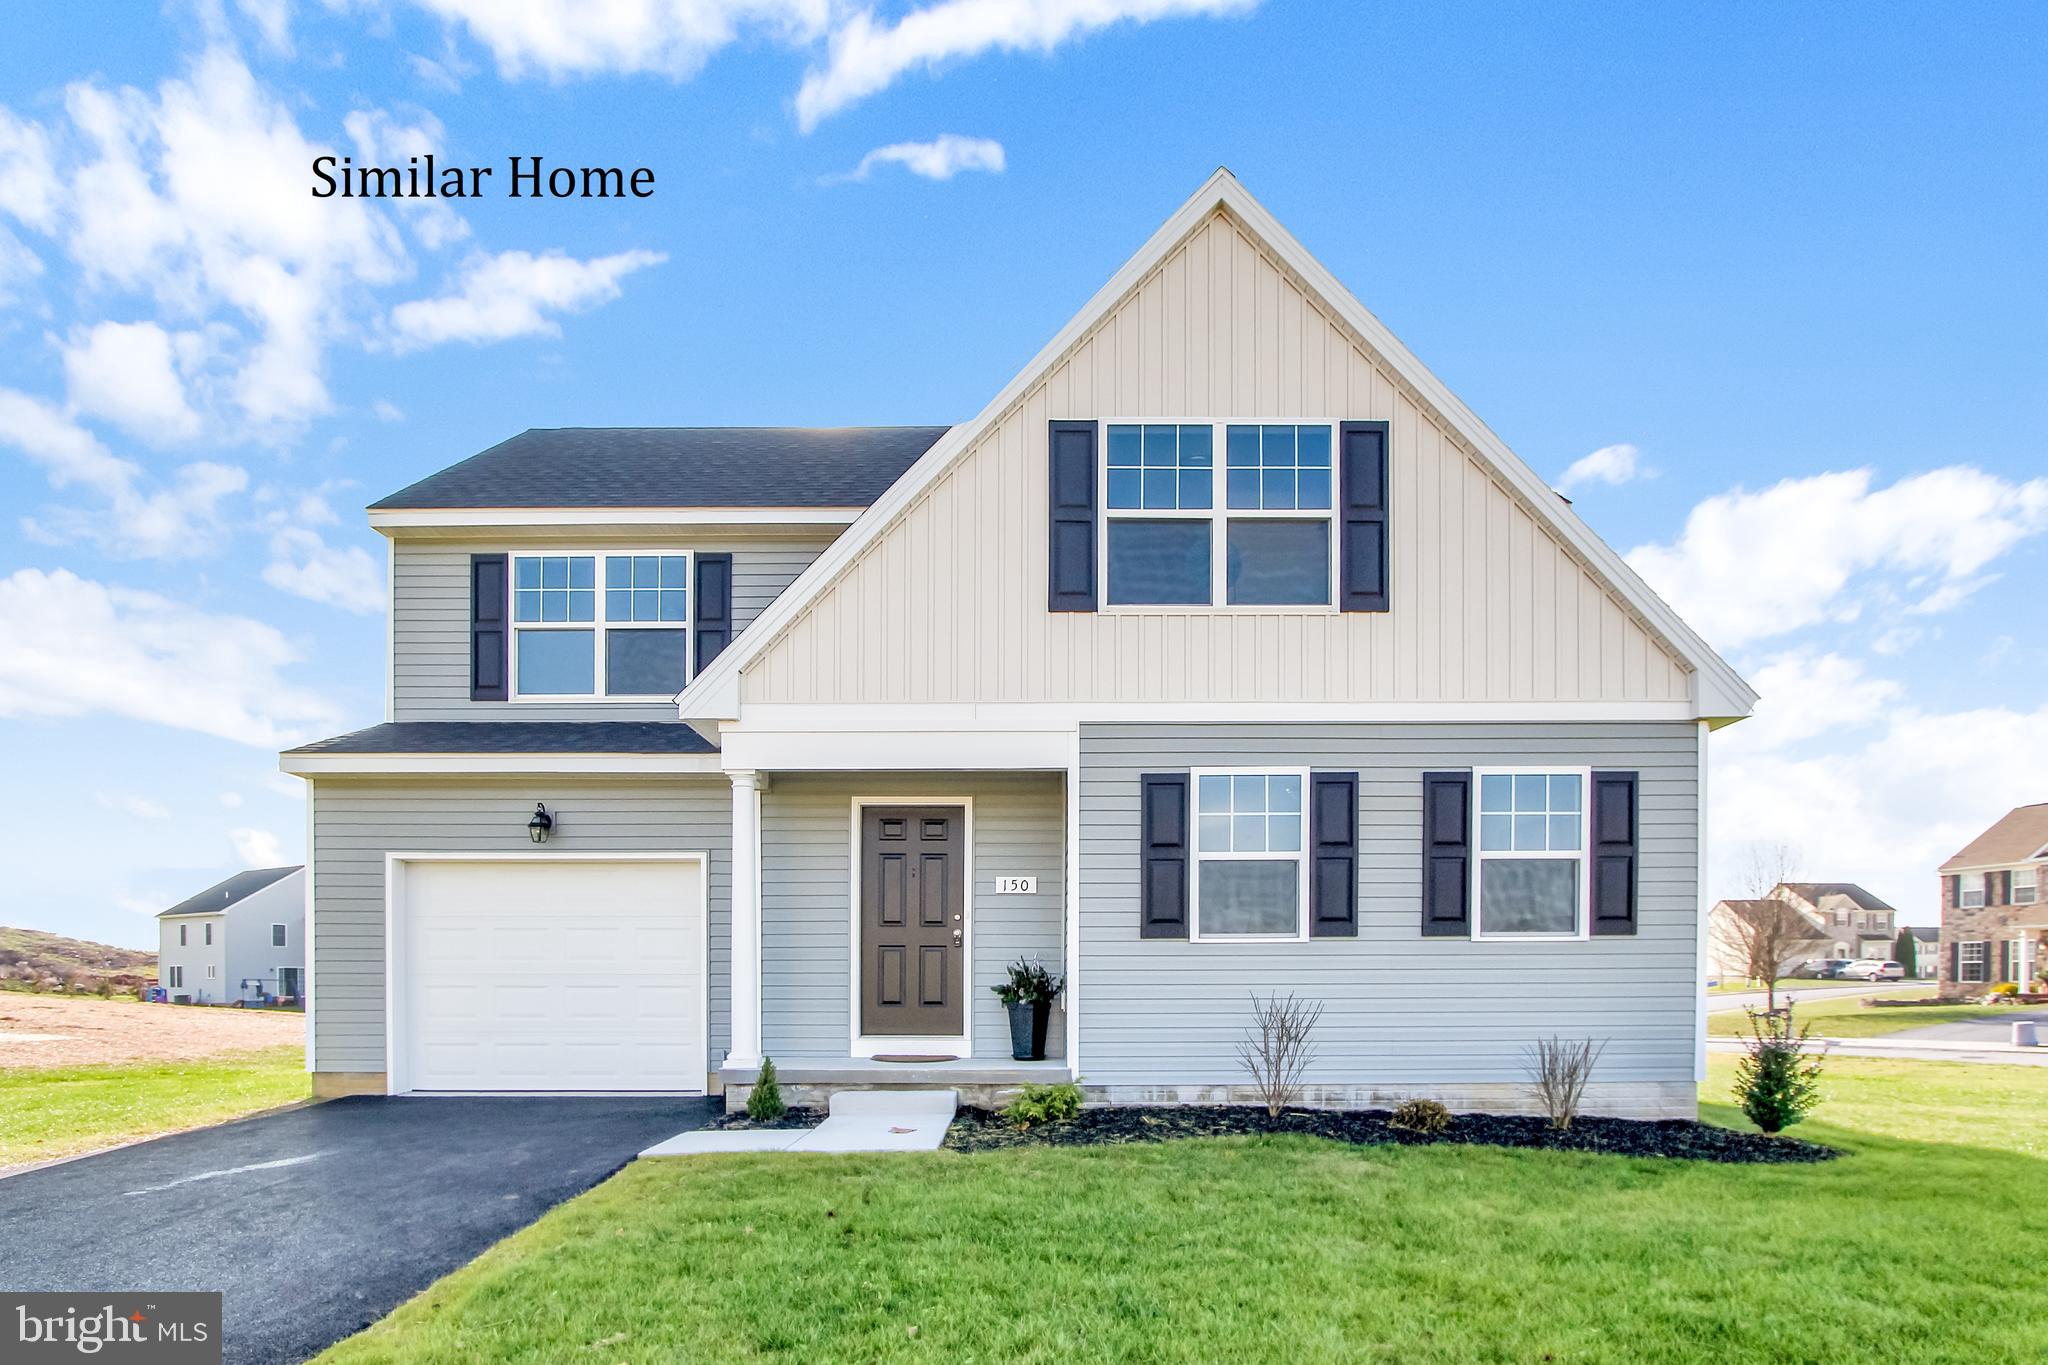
[1706,976,1926,995]
[1707,990,2018,1038]
[320,1056,2046,1364]
[0,1046,308,1171]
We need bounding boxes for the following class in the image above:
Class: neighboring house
[279,171,1756,1118]
[1907,926,1940,979]
[1704,899,1827,980]
[157,867,306,1005]
[1937,803,2048,996]
[1704,881,1896,978]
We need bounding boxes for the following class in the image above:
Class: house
[1907,926,1940,979]
[278,171,1756,1118]
[1704,899,1827,980]
[157,867,306,1005]
[1937,803,2048,996]
[1704,881,1895,979]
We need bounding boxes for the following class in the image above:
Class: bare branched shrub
[1235,992,1324,1117]
[1523,1035,1607,1131]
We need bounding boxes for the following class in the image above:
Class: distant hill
[0,927,155,991]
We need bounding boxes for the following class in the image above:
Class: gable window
[511,552,690,699]
[1959,873,1986,908]
[2014,869,2039,905]
[1959,940,1988,983]
[1474,768,1589,939]
[1103,423,1334,607]
[1191,768,1308,941]
[271,923,288,947]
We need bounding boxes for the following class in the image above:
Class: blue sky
[1,0,2042,946]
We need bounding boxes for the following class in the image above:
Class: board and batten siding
[744,208,1692,708]
[759,773,1065,1061]
[392,533,838,722]
[309,777,731,1077]
[1078,722,1699,1096]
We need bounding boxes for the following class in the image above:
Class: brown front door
[860,806,966,1038]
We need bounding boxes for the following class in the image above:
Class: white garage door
[398,859,704,1093]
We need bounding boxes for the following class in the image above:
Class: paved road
[1884,1009,2048,1045]
[1706,1036,2048,1067]
[1706,981,1929,1014]
[0,1096,712,1364]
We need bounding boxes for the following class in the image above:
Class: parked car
[1841,959,1905,981]
[1793,958,1853,979]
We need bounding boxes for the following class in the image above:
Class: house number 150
[992,876,1037,894]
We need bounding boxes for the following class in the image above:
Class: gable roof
[1939,803,2048,871]
[284,721,716,755]
[675,169,1757,724]
[1909,926,1940,942]
[158,866,302,919]
[1777,882,1897,914]
[368,427,950,511]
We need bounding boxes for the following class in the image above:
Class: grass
[1706,976,1925,995]
[0,1045,307,1170]
[320,1056,2047,1364]
[1707,990,2021,1038]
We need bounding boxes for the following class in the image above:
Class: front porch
[719,1057,1074,1109]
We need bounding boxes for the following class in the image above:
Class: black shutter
[1590,770,1640,936]
[469,553,508,701]
[1948,941,1959,981]
[1310,772,1359,938]
[1995,871,2011,906]
[693,553,733,676]
[1139,773,1189,939]
[1338,420,1390,612]
[1048,421,1097,612]
[1945,874,1960,908]
[1421,771,1471,937]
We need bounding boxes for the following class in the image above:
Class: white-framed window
[271,923,287,947]
[205,964,217,979]
[178,924,187,946]
[1473,767,1590,940]
[203,922,213,946]
[1102,422,1336,608]
[1190,767,1310,941]
[1959,940,1988,983]
[1959,873,1986,908]
[2011,868,2038,905]
[167,965,183,988]
[510,551,691,700]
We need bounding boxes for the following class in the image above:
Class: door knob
[952,929,963,945]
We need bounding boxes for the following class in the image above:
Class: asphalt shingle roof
[159,866,302,919]
[283,722,717,755]
[1939,803,2048,871]
[1778,882,1898,915]
[368,427,952,510]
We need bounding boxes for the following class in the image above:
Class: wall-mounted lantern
[527,802,554,844]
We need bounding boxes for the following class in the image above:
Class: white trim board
[370,507,864,532]
[673,169,1757,726]
[846,797,975,1061]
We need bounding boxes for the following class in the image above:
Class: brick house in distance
[1937,803,2048,996]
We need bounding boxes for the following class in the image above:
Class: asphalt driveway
[0,1095,713,1364]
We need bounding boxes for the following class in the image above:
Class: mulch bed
[942,1105,1838,1164]
[711,1106,825,1131]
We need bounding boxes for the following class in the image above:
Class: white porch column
[727,768,764,1069]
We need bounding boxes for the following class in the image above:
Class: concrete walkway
[1706,1036,2048,1067]
[643,1089,958,1156]
[1706,981,1928,1014]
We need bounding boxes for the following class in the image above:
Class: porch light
[528,803,554,843]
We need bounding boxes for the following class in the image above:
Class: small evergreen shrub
[746,1057,787,1122]
[1734,1007,1823,1134]
[1388,1098,1452,1135]
[1004,1082,1083,1128]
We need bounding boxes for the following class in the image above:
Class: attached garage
[389,856,706,1094]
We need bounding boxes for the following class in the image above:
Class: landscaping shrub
[1004,1082,1083,1129]
[1388,1098,1451,1135]
[1734,1007,1823,1134]
[1988,982,2018,998]
[1236,992,1323,1117]
[746,1057,787,1122]
[1524,1035,1606,1131]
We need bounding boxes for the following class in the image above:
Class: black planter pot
[1008,1000,1052,1061]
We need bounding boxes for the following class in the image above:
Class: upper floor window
[1959,873,1986,908]
[512,552,689,699]
[1474,768,1588,939]
[203,922,213,946]
[271,923,288,947]
[1103,423,1334,608]
[2013,868,2039,905]
[1191,768,1308,941]
[178,924,187,946]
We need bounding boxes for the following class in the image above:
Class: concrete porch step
[640,1089,959,1157]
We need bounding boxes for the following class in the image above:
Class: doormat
[871,1054,959,1063]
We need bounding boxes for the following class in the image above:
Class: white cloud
[387,248,666,351]
[1735,650,1902,750]
[234,0,294,53]
[262,526,386,613]
[117,894,165,916]
[1627,466,2048,650]
[1556,442,1645,492]
[61,321,204,443]
[229,827,287,866]
[404,0,832,81]
[219,791,245,809]
[0,107,60,231]
[0,567,339,748]
[831,134,1005,183]
[370,399,404,422]
[344,108,470,250]
[796,0,1258,131]
[0,224,42,303]
[97,791,172,821]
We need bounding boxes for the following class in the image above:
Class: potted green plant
[992,957,1064,1061]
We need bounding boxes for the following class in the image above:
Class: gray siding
[391,535,836,722]
[760,774,1065,1061]
[310,777,730,1075]
[1078,722,1699,1087]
